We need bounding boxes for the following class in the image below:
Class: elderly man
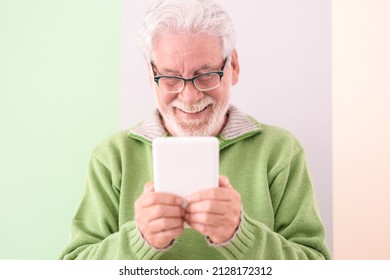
[60,0,331,259]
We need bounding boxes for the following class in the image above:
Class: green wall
[0,1,121,259]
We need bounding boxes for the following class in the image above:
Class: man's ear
[230,49,240,85]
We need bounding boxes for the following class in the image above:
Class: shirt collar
[128,105,262,143]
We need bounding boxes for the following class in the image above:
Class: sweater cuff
[213,211,257,259]
[121,221,169,260]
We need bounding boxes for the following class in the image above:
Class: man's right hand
[135,182,185,249]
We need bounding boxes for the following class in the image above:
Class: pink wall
[333,0,390,259]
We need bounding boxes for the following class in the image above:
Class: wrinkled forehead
[151,32,224,64]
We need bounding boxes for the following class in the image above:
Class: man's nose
[178,81,203,105]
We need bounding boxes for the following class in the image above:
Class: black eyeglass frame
[151,58,228,93]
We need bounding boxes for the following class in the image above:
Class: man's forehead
[154,34,222,57]
[155,60,219,74]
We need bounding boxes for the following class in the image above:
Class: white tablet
[152,137,219,198]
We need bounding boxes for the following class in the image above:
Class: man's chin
[161,104,229,136]
[172,120,212,136]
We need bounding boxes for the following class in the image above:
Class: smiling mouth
[176,104,211,114]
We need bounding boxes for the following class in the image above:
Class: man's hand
[185,176,241,244]
[135,182,185,249]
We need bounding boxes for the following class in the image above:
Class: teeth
[182,108,203,114]
[176,105,209,114]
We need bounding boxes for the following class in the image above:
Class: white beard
[160,94,230,136]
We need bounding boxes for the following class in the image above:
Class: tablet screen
[153,137,219,198]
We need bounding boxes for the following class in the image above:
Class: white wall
[120,0,332,250]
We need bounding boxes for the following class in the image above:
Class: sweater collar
[128,105,262,143]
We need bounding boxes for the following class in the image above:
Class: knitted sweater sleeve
[214,149,331,260]
[59,156,163,260]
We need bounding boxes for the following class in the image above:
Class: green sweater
[60,106,331,260]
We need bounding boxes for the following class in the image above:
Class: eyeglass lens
[159,73,221,93]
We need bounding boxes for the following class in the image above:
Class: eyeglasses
[151,58,227,94]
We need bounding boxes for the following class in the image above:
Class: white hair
[139,0,236,62]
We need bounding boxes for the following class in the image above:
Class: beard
[159,93,230,136]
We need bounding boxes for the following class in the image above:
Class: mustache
[170,97,214,113]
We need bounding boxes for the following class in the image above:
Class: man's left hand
[185,175,241,244]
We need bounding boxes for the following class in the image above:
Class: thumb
[143,182,155,193]
[219,175,232,189]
